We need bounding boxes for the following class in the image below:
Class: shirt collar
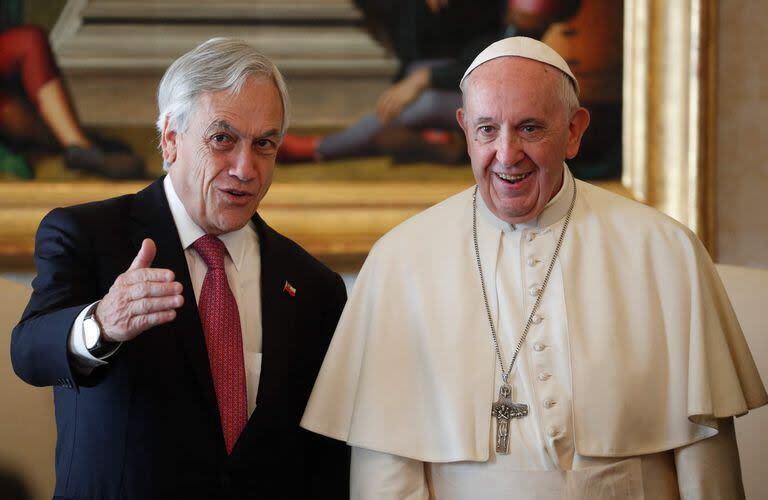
[477,164,575,233]
[163,175,255,272]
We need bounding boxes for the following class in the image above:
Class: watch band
[84,303,119,359]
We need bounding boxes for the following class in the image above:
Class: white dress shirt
[68,175,263,417]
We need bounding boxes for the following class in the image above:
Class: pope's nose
[496,132,526,167]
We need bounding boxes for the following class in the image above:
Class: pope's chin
[487,173,541,224]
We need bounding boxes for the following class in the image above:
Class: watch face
[83,318,101,349]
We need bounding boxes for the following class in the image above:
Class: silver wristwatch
[83,302,117,358]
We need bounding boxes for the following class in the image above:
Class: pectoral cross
[491,383,528,454]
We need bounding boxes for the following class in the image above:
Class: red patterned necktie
[192,234,247,454]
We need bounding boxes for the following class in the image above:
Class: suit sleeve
[306,272,352,497]
[10,207,101,388]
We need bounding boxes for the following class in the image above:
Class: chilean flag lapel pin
[283,280,297,297]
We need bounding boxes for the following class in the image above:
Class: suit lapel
[128,178,221,434]
[253,214,297,410]
[226,214,298,461]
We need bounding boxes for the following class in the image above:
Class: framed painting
[0,0,717,271]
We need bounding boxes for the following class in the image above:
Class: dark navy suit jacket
[11,177,349,499]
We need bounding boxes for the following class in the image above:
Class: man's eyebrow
[257,128,281,140]
[514,117,549,129]
[473,116,496,126]
[205,121,281,140]
[204,120,242,137]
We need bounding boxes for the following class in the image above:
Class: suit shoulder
[42,192,136,230]
[260,220,340,283]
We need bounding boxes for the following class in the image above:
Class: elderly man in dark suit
[10,38,349,499]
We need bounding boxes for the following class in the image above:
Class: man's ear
[565,107,590,160]
[456,107,467,133]
[160,114,178,165]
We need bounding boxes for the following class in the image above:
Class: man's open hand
[95,238,184,343]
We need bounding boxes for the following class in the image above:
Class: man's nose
[229,146,257,180]
[496,132,525,166]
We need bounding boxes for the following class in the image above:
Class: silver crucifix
[491,383,528,454]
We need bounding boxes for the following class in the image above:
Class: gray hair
[461,63,580,119]
[157,37,291,167]
[556,70,580,117]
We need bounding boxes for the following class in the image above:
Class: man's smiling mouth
[495,171,533,184]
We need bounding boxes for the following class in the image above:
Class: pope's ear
[456,107,467,133]
[160,114,178,165]
[565,107,590,160]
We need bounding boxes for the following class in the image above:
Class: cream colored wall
[716,1,768,268]
[0,280,56,500]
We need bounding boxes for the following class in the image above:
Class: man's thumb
[128,238,156,271]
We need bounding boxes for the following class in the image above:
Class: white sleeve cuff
[67,300,114,375]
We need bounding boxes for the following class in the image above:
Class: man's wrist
[83,302,119,358]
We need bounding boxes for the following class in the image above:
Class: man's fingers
[129,309,178,333]
[128,295,184,316]
[116,268,176,286]
[126,281,183,300]
[127,238,157,271]
[100,297,181,342]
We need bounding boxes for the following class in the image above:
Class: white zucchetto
[460,36,579,94]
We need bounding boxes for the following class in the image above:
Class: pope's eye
[520,124,544,135]
[478,125,495,135]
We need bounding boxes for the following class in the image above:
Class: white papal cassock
[301,166,767,499]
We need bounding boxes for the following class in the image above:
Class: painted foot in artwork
[277,134,321,163]
[64,146,146,180]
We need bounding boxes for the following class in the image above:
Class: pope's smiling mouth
[495,171,533,184]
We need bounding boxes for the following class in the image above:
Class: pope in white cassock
[301,37,767,499]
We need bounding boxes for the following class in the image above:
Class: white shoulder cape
[302,178,767,462]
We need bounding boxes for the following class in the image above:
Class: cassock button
[527,256,538,267]
[532,314,543,325]
[529,284,542,297]
[543,399,557,409]
[533,342,546,352]
[526,232,536,242]
[538,372,551,381]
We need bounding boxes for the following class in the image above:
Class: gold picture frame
[0,0,717,271]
